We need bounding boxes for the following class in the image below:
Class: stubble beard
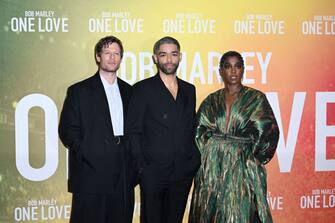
[157,62,179,75]
[100,63,120,74]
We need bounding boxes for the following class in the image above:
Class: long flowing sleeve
[195,94,217,154]
[250,93,279,165]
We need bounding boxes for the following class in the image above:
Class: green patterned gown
[189,86,279,223]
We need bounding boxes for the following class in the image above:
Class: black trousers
[140,176,193,223]
[70,191,134,223]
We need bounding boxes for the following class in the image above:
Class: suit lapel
[154,74,179,104]
[153,74,187,129]
[117,77,128,122]
[90,72,114,133]
[176,77,186,122]
[152,75,174,129]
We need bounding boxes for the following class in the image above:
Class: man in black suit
[59,36,134,223]
[126,36,201,223]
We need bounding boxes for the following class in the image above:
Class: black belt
[106,136,122,145]
[113,136,121,145]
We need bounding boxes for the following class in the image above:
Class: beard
[156,62,179,75]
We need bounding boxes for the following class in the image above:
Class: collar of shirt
[99,73,124,136]
[99,74,119,93]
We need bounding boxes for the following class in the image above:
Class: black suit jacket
[126,74,200,181]
[59,72,133,194]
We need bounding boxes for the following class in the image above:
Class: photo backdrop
[1,0,335,222]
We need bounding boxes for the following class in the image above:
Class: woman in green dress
[189,51,279,223]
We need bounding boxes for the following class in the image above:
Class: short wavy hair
[94,36,124,65]
[153,36,180,55]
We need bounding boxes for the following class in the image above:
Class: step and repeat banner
[1,0,335,222]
